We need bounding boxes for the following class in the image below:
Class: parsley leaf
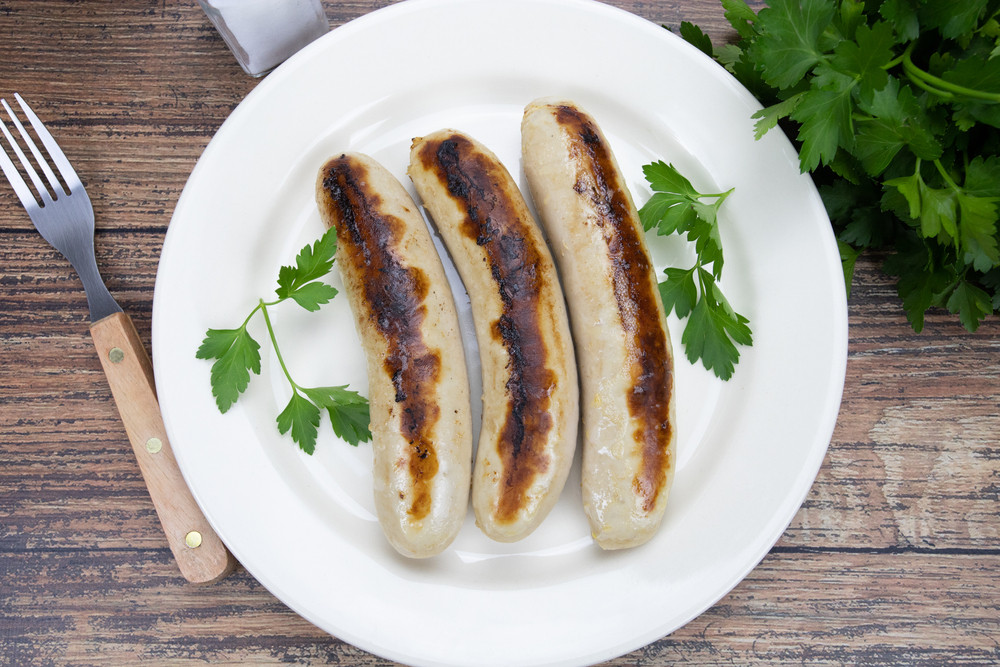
[195,326,261,413]
[838,241,862,298]
[275,227,338,300]
[197,228,371,454]
[882,232,950,332]
[658,266,698,318]
[831,21,895,98]
[854,78,942,176]
[302,386,371,446]
[679,21,713,57]
[681,271,753,380]
[956,194,999,272]
[947,280,993,332]
[919,0,991,40]
[721,0,758,40]
[640,161,751,380]
[290,281,339,312]
[748,0,836,90]
[751,94,803,140]
[277,393,322,455]
[791,75,856,171]
[878,0,919,40]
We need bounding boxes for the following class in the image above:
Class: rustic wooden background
[1,1,998,665]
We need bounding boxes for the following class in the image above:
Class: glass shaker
[198,0,329,77]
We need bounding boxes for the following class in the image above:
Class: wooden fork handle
[91,311,237,584]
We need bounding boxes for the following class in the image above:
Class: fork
[0,94,235,584]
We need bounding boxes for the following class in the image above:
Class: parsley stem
[932,159,961,192]
[883,54,905,70]
[905,65,956,99]
[240,303,262,330]
[902,43,1000,103]
[258,298,301,393]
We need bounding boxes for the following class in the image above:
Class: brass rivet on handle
[108,347,125,363]
[145,437,162,454]
[185,531,203,549]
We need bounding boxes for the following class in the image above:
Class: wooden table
[2,1,997,664]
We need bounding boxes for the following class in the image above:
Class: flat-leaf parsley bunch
[680,0,1000,332]
[196,228,371,454]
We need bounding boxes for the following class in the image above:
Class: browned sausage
[315,152,472,558]
[521,98,676,549]
[408,130,578,543]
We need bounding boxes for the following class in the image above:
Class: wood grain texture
[1,1,998,666]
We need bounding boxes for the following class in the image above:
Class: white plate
[152,1,848,665]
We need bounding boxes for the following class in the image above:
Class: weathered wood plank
[783,254,1000,551]
[2,550,997,665]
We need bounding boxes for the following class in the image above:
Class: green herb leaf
[879,0,920,41]
[290,281,339,312]
[302,386,372,446]
[640,192,697,235]
[956,191,1000,271]
[748,0,836,90]
[750,93,803,140]
[277,392,322,455]
[830,21,895,97]
[679,20,713,57]
[855,79,942,175]
[940,53,1000,99]
[681,276,753,382]
[196,327,261,413]
[918,180,959,242]
[982,268,1000,309]
[946,279,994,332]
[791,57,870,172]
[275,227,338,300]
[838,240,861,298]
[919,0,990,40]
[642,160,700,198]
[721,0,758,40]
[965,156,1000,198]
[658,267,698,319]
[641,161,749,379]
[883,232,954,332]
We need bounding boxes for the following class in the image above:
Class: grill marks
[416,135,556,523]
[553,105,674,513]
[319,156,441,520]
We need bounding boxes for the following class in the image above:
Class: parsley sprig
[196,228,371,454]
[640,160,752,380]
[679,0,1000,332]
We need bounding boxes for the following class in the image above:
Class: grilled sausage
[315,152,472,558]
[408,131,578,543]
[521,98,676,550]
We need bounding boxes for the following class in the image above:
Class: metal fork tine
[0,122,39,209]
[2,96,67,201]
[6,97,66,198]
[0,102,53,205]
[15,93,82,193]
